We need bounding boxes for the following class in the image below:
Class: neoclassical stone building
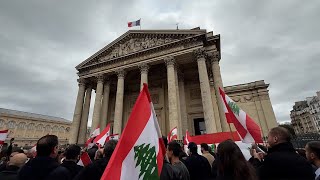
[0,108,71,146]
[70,28,278,144]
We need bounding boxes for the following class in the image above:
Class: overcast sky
[0,0,319,124]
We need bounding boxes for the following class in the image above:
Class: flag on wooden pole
[101,83,165,180]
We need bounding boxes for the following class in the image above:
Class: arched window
[27,123,35,130]
[52,126,58,132]
[66,127,70,132]
[7,121,16,129]
[59,126,65,133]
[18,122,27,129]
[45,125,51,131]
[36,124,43,131]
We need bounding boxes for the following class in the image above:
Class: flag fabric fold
[167,127,177,142]
[101,83,165,180]
[128,19,141,27]
[77,152,92,167]
[219,87,262,143]
[183,130,191,145]
[0,130,8,144]
[183,131,241,145]
[93,124,111,147]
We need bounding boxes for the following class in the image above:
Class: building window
[18,122,26,129]
[52,126,58,132]
[66,127,70,132]
[36,124,43,131]
[0,119,5,127]
[45,125,51,131]
[59,126,65,133]
[28,123,35,130]
[7,121,16,129]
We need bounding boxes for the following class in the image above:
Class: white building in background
[291,91,320,134]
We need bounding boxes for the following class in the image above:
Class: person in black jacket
[184,142,212,180]
[49,144,83,179]
[18,135,69,180]
[74,140,117,180]
[251,127,315,180]
[0,153,28,180]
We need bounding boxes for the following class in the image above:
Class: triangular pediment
[76,29,207,70]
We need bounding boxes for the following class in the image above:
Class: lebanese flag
[93,124,111,147]
[77,152,92,167]
[219,88,262,143]
[90,126,100,138]
[183,130,191,145]
[101,84,165,180]
[167,127,177,142]
[128,19,141,27]
[0,130,8,144]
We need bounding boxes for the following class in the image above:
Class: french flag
[128,19,140,27]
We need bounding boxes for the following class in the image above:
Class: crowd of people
[0,126,320,180]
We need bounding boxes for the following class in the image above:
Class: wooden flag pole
[228,123,235,141]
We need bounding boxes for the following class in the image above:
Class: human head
[167,141,181,160]
[8,153,28,168]
[103,140,117,158]
[64,144,81,161]
[305,141,320,164]
[267,127,291,147]
[201,143,209,153]
[162,136,168,149]
[87,146,98,161]
[188,142,198,154]
[217,140,257,180]
[36,135,59,158]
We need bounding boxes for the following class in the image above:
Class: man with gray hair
[0,153,28,180]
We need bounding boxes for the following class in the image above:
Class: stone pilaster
[113,69,126,134]
[100,80,110,129]
[91,75,104,133]
[78,85,92,144]
[210,78,222,132]
[194,48,217,133]
[178,73,188,136]
[210,51,228,132]
[175,66,182,138]
[139,63,149,90]
[165,57,180,136]
[69,78,86,144]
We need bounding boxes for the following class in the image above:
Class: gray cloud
[0,0,319,124]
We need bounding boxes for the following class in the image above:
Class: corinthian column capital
[164,56,175,68]
[138,63,149,74]
[95,74,104,83]
[193,48,207,60]
[77,78,86,87]
[116,69,126,78]
[208,51,220,63]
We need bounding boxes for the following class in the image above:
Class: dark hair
[168,141,182,157]
[307,141,320,159]
[64,144,81,160]
[104,140,117,158]
[87,147,98,161]
[36,135,58,157]
[188,142,198,154]
[269,127,291,142]
[201,143,209,151]
[12,147,24,154]
[217,140,257,180]
[162,136,168,148]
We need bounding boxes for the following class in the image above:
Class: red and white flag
[93,124,111,147]
[128,19,141,27]
[219,87,262,143]
[77,152,92,167]
[101,84,165,180]
[90,126,100,138]
[0,130,8,144]
[184,130,191,145]
[168,127,178,142]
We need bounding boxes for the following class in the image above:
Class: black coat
[60,160,83,179]
[73,157,110,180]
[184,153,212,180]
[253,142,315,180]
[18,156,69,180]
[0,165,20,180]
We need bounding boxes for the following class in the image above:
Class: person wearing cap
[184,142,212,180]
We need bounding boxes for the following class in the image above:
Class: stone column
[77,86,92,144]
[100,80,110,129]
[139,63,149,90]
[178,73,188,136]
[113,69,126,134]
[209,78,222,132]
[91,75,104,133]
[210,51,229,132]
[69,78,86,144]
[165,57,180,134]
[194,48,217,133]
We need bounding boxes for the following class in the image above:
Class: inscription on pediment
[98,37,177,62]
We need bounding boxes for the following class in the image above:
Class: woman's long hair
[217,140,257,180]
